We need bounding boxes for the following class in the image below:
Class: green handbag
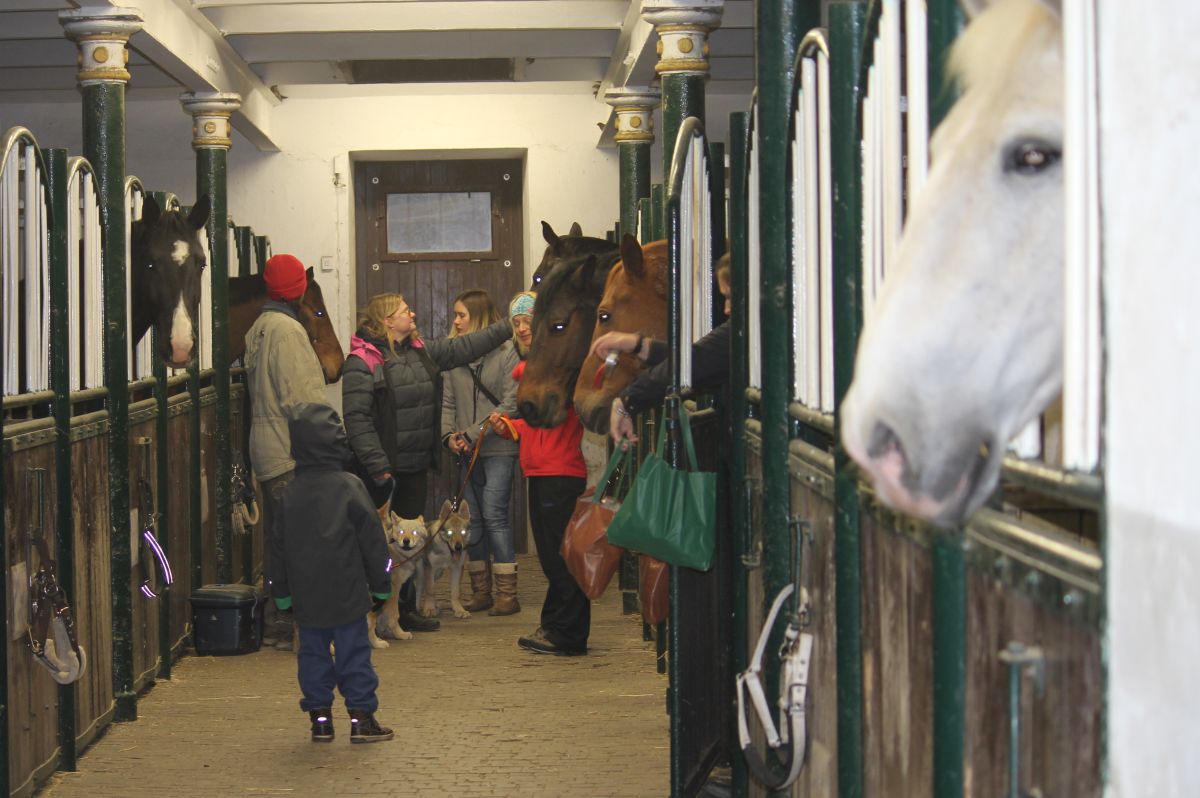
[606,407,715,571]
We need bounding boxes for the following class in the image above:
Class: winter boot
[349,709,394,743]
[464,560,494,612]
[309,708,334,742]
[489,562,521,616]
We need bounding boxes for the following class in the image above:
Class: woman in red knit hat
[245,253,329,650]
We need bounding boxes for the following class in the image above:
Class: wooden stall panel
[166,402,194,652]
[69,431,115,741]
[787,476,838,798]
[964,570,1102,797]
[5,441,63,792]
[128,415,162,688]
[859,511,934,797]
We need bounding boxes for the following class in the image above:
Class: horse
[227,268,345,383]
[532,220,619,288]
[573,236,669,434]
[130,194,210,367]
[517,249,621,428]
[840,0,1064,528]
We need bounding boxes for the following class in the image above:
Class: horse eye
[314,310,325,318]
[551,321,567,335]
[598,310,611,324]
[1006,140,1061,174]
[533,275,543,284]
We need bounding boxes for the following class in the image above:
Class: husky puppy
[373,513,431,644]
[419,500,472,619]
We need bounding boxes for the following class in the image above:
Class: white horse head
[841,0,1064,527]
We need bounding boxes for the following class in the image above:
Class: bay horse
[573,236,669,434]
[130,194,210,367]
[532,220,618,288]
[227,269,344,383]
[517,249,621,428]
[841,0,1064,527]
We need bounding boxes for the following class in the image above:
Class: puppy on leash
[419,499,472,619]
[373,513,430,643]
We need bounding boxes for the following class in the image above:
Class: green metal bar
[727,109,751,798]
[154,340,172,678]
[82,79,137,723]
[254,235,270,272]
[619,141,652,239]
[830,3,867,797]
[651,183,665,241]
[661,73,706,208]
[45,147,78,769]
[924,5,968,795]
[757,0,814,792]
[189,362,203,592]
[235,226,253,278]
[637,198,652,245]
[197,150,233,585]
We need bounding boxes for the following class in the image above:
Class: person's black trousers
[528,475,589,650]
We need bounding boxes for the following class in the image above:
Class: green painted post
[604,88,660,241]
[925,3,967,795]
[45,147,78,769]
[638,198,653,245]
[830,3,867,797]
[147,193,174,676]
[727,110,751,798]
[182,93,242,586]
[756,0,815,791]
[61,7,144,723]
[651,184,666,241]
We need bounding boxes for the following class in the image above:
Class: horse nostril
[519,400,538,420]
[867,421,904,462]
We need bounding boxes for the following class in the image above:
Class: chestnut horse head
[517,250,621,428]
[531,220,619,289]
[574,236,669,434]
[129,194,210,367]
[228,267,344,383]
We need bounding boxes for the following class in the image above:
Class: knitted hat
[264,254,307,301]
[509,291,535,320]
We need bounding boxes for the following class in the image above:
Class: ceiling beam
[201,1,628,34]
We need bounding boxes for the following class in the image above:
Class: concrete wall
[1100,1,1200,795]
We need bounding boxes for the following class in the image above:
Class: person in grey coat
[441,290,521,615]
[342,291,511,632]
[245,253,330,649]
[271,402,393,744]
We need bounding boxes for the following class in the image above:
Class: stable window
[385,191,492,254]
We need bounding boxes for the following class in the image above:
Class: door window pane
[386,191,492,253]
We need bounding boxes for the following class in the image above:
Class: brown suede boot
[489,562,521,616]
[464,560,493,612]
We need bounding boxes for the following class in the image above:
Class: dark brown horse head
[130,194,210,367]
[531,221,619,289]
[574,236,669,434]
[517,250,621,428]
[228,267,344,383]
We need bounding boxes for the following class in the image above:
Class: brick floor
[39,554,669,798]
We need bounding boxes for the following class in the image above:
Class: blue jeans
[296,617,379,713]
[463,455,517,564]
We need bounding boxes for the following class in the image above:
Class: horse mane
[948,0,1060,95]
[228,272,267,305]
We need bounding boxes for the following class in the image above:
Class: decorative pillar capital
[180,92,243,150]
[604,87,661,143]
[641,1,723,76]
[59,7,144,86]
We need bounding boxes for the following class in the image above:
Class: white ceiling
[0,0,755,149]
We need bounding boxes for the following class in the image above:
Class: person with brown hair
[342,291,510,632]
[441,290,522,615]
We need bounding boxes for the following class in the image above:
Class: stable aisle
[40,553,668,798]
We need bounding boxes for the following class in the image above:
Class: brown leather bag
[639,554,670,625]
[560,447,630,600]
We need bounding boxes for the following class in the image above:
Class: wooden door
[354,158,527,547]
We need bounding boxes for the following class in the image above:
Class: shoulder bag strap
[469,363,503,407]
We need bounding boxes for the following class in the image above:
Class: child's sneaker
[348,710,394,743]
[309,708,334,742]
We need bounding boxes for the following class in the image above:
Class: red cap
[264,254,307,301]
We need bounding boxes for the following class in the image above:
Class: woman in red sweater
[488,292,590,656]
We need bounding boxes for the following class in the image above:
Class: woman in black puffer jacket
[343,292,510,631]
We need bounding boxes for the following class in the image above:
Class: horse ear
[620,234,644,280]
[306,267,315,279]
[140,194,162,228]
[568,222,583,236]
[541,220,560,249]
[580,254,598,285]
[187,194,211,230]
